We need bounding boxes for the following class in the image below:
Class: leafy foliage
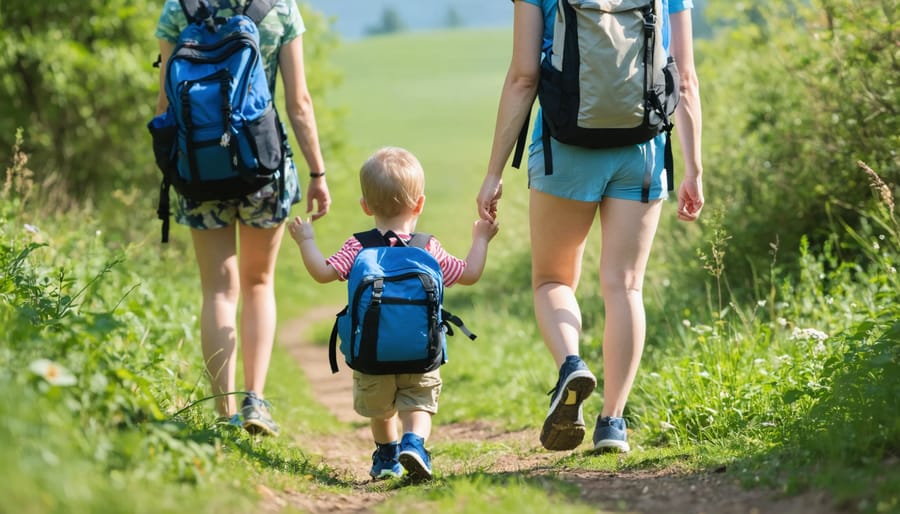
[0,1,343,204]
[691,0,899,294]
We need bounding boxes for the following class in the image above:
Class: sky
[302,1,513,39]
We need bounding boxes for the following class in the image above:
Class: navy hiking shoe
[540,355,596,451]
[241,391,280,437]
[370,442,403,480]
[591,415,630,453]
[398,432,432,481]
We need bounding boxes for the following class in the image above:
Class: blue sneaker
[241,391,280,437]
[540,355,596,451]
[215,413,243,428]
[398,432,432,481]
[370,442,404,480]
[592,415,630,453]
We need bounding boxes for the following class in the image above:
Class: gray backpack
[513,0,680,202]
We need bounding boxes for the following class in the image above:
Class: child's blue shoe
[370,442,403,480]
[592,415,630,453]
[540,355,596,451]
[398,432,432,481]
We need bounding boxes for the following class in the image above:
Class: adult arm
[669,10,705,222]
[279,36,331,221]
[476,1,544,222]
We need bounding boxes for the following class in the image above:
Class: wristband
[309,170,326,178]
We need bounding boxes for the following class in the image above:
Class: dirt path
[274,308,848,514]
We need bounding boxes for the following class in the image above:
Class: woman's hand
[476,174,503,222]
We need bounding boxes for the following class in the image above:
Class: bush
[686,0,899,296]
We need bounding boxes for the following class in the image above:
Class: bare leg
[529,189,599,367]
[237,223,285,398]
[398,410,432,440]
[597,197,662,417]
[191,225,240,417]
[370,413,400,444]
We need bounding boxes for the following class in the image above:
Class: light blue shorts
[527,133,669,203]
[175,158,302,230]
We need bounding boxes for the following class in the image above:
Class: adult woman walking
[154,0,331,436]
[477,0,705,451]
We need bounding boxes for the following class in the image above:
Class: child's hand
[473,218,499,242]
[288,216,315,244]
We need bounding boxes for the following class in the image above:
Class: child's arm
[287,216,340,283]
[456,219,499,285]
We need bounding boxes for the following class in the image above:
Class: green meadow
[2,6,898,514]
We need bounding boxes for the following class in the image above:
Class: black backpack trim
[327,229,476,375]
[178,0,276,26]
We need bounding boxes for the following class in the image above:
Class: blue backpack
[148,0,287,242]
[328,229,476,375]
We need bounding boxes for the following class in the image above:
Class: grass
[1,26,898,514]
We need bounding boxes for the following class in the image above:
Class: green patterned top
[155,0,305,93]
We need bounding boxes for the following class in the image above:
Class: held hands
[473,218,500,242]
[476,175,503,222]
[287,215,315,245]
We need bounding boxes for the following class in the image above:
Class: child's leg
[398,410,432,440]
[370,413,400,444]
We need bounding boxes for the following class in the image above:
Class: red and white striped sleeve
[426,237,466,287]
[326,236,363,281]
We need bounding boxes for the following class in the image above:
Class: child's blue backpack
[328,229,476,375]
[148,0,287,242]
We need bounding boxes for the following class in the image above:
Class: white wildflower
[757,300,766,307]
[698,371,710,379]
[777,317,787,327]
[792,327,829,341]
[682,319,691,328]
[24,223,39,234]
[29,359,77,387]
[660,421,676,430]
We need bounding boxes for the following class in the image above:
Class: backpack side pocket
[148,112,177,179]
[242,106,283,173]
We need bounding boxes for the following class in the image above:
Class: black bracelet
[309,171,326,178]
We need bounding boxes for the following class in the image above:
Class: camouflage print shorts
[175,160,302,230]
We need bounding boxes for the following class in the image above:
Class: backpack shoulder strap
[243,0,277,25]
[407,233,432,249]
[178,0,214,23]
[354,229,389,248]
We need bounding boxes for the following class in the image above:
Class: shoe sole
[243,419,280,437]
[590,439,631,454]
[540,371,596,451]
[398,451,433,482]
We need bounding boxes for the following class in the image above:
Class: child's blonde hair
[359,147,425,218]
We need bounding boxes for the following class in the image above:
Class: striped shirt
[327,233,467,287]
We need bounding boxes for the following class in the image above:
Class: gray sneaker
[591,415,630,453]
[241,392,280,437]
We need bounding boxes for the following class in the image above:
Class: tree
[444,7,464,29]
[0,1,343,205]
[365,7,407,36]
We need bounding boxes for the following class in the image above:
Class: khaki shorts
[352,369,442,418]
